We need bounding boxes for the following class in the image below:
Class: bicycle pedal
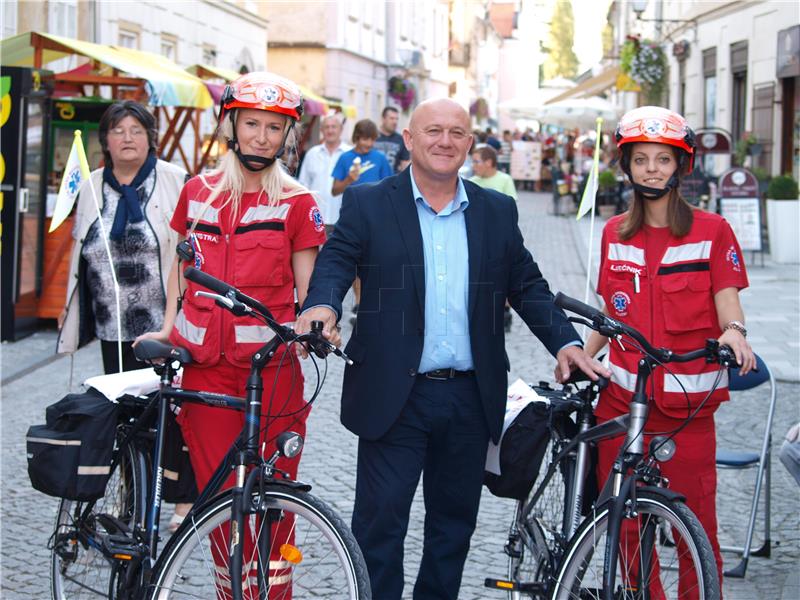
[103,535,145,562]
[485,578,519,591]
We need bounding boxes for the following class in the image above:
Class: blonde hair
[190,111,307,231]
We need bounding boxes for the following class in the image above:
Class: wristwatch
[723,320,747,338]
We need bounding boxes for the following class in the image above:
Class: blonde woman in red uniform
[585,106,755,598]
[137,71,327,597]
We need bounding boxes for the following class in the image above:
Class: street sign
[718,168,762,252]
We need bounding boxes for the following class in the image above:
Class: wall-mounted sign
[777,25,800,79]
[695,128,732,154]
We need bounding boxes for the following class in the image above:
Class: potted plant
[765,174,799,263]
[734,131,758,167]
[388,76,416,113]
[596,170,618,218]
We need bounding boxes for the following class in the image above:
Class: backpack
[484,401,551,500]
[26,388,119,501]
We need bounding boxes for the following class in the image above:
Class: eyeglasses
[109,126,147,138]
[420,127,469,141]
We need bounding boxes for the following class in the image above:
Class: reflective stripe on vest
[661,241,712,264]
[213,562,292,589]
[240,204,291,223]
[234,322,294,345]
[187,200,220,223]
[175,311,207,345]
[608,243,645,265]
[610,360,728,394]
[26,437,81,446]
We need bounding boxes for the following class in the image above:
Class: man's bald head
[408,98,470,132]
[403,98,473,183]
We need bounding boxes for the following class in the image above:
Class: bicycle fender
[637,485,686,504]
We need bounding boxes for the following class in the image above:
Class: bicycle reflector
[277,431,304,459]
[280,543,303,564]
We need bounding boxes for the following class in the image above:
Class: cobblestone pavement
[1,191,798,598]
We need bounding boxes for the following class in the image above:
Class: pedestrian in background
[469,144,517,199]
[331,118,392,324]
[374,105,410,173]
[57,99,196,529]
[297,97,608,599]
[585,106,755,594]
[497,129,512,174]
[297,112,350,236]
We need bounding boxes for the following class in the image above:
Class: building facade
[265,0,450,134]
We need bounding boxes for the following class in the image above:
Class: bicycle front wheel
[150,485,371,599]
[552,491,720,600]
[50,439,148,599]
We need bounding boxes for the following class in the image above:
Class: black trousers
[351,374,489,600]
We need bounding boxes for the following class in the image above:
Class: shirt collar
[409,165,469,215]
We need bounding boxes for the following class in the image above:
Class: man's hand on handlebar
[295,306,342,359]
[554,344,612,384]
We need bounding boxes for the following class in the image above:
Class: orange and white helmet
[615,106,696,173]
[219,71,304,123]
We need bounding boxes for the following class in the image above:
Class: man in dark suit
[296,98,608,599]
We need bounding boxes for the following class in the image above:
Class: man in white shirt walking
[298,113,351,234]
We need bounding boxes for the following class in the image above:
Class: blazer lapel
[390,170,426,313]
[463,181,486,319]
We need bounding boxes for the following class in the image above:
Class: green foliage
[750,166,770,182]
[619,36,667,104]
[766,174,799,200]
[543,1,579,80]
[598,169,617,189]
[734,132,758,167]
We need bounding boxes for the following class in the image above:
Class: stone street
[1,191,798,599]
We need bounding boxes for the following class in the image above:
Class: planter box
[766,198,800,263]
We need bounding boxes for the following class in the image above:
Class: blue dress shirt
[410,167,474,373]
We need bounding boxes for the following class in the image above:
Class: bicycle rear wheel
[552,491,720,600]
[51,438,148,599]
[506,432,576,599]
[150,485,371,599]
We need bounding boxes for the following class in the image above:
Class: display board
[510,141,541,181]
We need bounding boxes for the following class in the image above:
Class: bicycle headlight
[650,436,676,462]
[277,431,304,459]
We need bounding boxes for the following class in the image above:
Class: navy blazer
[303,169,581,443]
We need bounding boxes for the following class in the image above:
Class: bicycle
[49,266,371,599]
[486,292,737,600]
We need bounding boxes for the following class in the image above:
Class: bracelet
[723,320,747,338]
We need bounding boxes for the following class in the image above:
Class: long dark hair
[98,101,158,167]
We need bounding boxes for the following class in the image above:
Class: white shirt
[297,141,351,225]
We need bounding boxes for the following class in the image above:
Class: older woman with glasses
[57,100,195,525]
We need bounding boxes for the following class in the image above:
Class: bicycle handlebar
[184,266,352,364]
[554,292,738,369]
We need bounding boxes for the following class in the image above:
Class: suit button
[408,368,417,377]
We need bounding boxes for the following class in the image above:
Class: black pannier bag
[484,401,551,500]
[26,387,119,501]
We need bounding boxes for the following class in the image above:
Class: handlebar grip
[554,292,603,321]
[184,266,233,297]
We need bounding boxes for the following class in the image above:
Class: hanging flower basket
[620,36,667,104]
[388,76,416,113]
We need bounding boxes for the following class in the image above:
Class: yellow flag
[50,130,91,232]
[576,118,604,220]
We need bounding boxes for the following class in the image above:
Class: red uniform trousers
[178,357,308,600]
[596,416,723,600]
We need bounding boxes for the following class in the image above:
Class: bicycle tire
[149,484,371,599]
[552,491,720,600]
[507,430,576,600]
[51,437,148,599]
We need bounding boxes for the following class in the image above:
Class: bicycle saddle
[134,339,193,365]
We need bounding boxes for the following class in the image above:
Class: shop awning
[545,66,620,104]
[1,32,212,108]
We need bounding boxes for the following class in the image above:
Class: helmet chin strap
[632,171,680,200]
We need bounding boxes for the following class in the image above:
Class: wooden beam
[55,73,142,86]
[158,107,183,157]
[166,109,194,164]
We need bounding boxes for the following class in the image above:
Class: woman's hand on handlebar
[554,344,611,384]
[718,328,756,375]
[295,306,341,359]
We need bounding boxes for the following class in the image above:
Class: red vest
[170,181,301,369]
[598,212,731,420]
